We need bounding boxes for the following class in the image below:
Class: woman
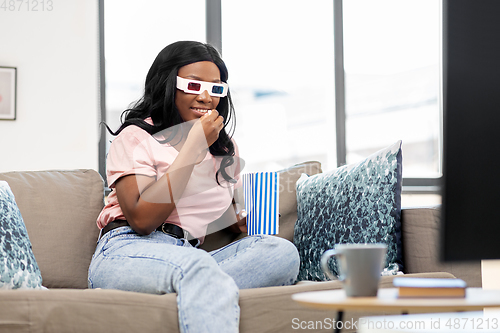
[88,41,299,333]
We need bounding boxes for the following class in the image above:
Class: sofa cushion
[0,170,104,289]
[276,161,323,242]
[401,206,482,287]
[0,272,455,333]
[293,141,403,281]
[0,181,44,289]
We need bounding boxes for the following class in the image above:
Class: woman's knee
[177,248,218,274]
[183,249,237,282]
[259,235,300,284]
[262,235,299,258]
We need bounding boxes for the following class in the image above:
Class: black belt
[100,220,199,246]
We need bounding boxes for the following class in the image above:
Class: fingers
[215,115,225,130]
[201,109,217,119]
[194,109,225,148]
[202,109,224,131]
[238,218,247,233]
[205,109,223,121]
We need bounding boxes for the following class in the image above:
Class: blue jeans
[88,227,300,333]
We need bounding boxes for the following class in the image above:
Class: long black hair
[106,41,236,184]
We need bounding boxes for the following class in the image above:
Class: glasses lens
[187,82,201,91]
[212,85,224,94]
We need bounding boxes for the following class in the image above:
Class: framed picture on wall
[0,67,17,120]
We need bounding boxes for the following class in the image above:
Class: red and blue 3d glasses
[176,76,228,97]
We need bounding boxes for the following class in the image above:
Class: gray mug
[321,243,387,297]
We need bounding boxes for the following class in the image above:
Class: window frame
[98,0,106,184]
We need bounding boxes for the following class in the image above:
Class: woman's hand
[227,214,247,234]
[227,199,247,234]
[235,213,247,233]
[186,109,224,154]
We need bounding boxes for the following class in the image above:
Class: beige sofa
[0,163,481,333]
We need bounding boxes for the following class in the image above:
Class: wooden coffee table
[292,288,500,333]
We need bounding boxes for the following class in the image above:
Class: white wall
[482,260,500,289]
[482,260,500,314]
[0,1,99,172]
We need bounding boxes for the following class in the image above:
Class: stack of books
[393,277,467,298]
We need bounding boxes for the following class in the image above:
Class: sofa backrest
[401,206,482,287]
[0,170,104,289]
[1,167,481,288]
[274,161,323,242]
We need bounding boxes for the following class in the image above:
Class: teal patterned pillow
[0,181,44,289]
[293,141,403,281]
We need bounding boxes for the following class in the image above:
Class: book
[393,277,467,298]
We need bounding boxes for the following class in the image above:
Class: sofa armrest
[0,169,104,289]
[401,206,482,287]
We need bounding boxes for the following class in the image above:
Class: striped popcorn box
[242,172,279,235]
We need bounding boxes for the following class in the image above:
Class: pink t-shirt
[97,120,241,241]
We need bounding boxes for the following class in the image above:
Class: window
[221,0,335,172]
[343,0,441,181]
[99,0,443,205]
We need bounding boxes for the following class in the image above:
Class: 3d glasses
[176,76,228,97]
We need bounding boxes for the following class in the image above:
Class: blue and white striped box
[242,172,279,235]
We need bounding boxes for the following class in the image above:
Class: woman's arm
[115,110,224,235]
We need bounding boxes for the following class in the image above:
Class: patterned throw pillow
[293,141,403,281]
[0,181,44,289]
